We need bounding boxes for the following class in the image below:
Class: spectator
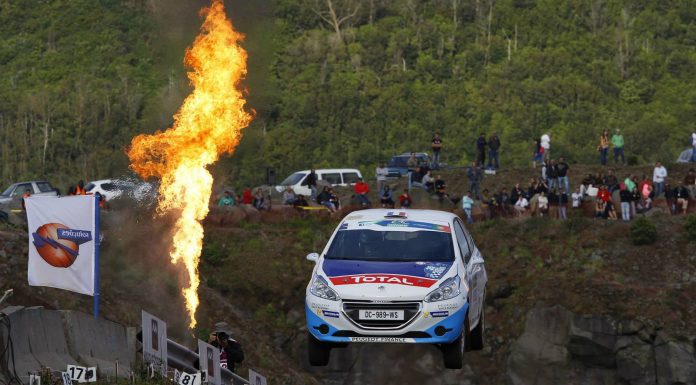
[558,189,568,219]
[606,199,618,220]
[209,322,244,372]
[282,187,296,205]
[541,160,549,184]
[603,169,619,193]
[652,162,667,197]
[630,180,641,216]
[253,188,265,210]
[354,177,371,207]
[598,130,610,165]
[431,133,443,169]
[514,194,529,216]
[595,199,607,219]
[612,129,625,165]
[218,191,235,207]
[637,175,653,212]
[329,188,340,211]
[75,180,87,195]
[466,162,483,200]
[496,187,511,216]
[547,159,558,190]
[375,162,388,195]
[537,191,549,216]
[293,195,308,208]
[476,133,487,166]
[684,168,696,198]
[624,174,637,193]
[242,187,253,205]
[665,183,676,214]
[619,185,632,221]
[580,173,595,196]
[317,186,337,212]
[571,187,583,208]
[399,189,412,208]
[598,185,611,206]
[434,175,448,203]
[422,171,435,194]
[541,133,551,161]
[461,191,475,224]
[488,133,501,170]
[692,130,696,162]
[407,153,418,190]
[21,188,31,211]
[305,169,318,202]
[675,182,690,214]
[510,183,524,205]
[380,186,395,208]
[556,157,570,194]
[480,189,495,219]
[532,138,543,168]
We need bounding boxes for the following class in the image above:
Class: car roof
[341,209,457,224]
[296,169,362,174]
[87,179,115,184]
[392,153,429,157]
[10,181,49,185]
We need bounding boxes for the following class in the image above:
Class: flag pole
[93,195,100,319]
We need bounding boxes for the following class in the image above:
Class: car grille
[342,300,422,330]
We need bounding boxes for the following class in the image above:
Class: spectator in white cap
[208,321,245,372]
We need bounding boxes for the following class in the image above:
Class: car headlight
[310,275,340,301]
[424,276,461,302]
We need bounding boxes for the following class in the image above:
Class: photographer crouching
[209,321,245,372]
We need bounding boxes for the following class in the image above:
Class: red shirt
[242,189,253,204]
[598,189,611,203]
[399,193,412,206]
[354,182,369,195]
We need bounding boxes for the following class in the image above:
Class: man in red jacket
[354,178,371,207]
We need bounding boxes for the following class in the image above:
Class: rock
[567,314,617,368]
[654,334,696,385]
[616,336,656,385]
[507,306,573,385]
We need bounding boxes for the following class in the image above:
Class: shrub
[685,215,696,242]
[630,217,657,245]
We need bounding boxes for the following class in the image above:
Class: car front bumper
[306,297,467,344]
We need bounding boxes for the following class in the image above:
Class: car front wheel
[307,332,331,366]
[442,317,468,369]
[469,301,485,351]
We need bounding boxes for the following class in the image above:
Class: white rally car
[304,209,487,369]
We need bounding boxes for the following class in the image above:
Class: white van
[275,169,363,196]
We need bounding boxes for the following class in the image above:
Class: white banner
[248,369,267,385]
[197,340,221,385]
[26,196,98,296]
[142,310,168,375]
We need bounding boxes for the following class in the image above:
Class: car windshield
[280,172,306,186]
[325,229,454,262]
[0,185,14,197]
[388,157,409,167]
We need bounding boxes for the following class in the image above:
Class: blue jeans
[600,148,608,165]
[432,150,441,169]
[558,176,569,194]
[654,182,664,198]
[621,202,630,221]
[464,208,473,224]
[692,148,696,162]
[548,178,556,190]
[357,194,371,207]
[614,148,625,164]
[487,150,499,169]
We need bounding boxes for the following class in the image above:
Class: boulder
[654,334,696,385]
[615,335,656,385]
[568,315,618,368]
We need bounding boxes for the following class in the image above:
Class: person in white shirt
[652,161,667,198]
[375,162,388,195]
[571,187,583,208]
[537,191,549,216]
[540,133,551,161]
[514,195,529,216]
[421,171,435,193]
[692,131,696,162]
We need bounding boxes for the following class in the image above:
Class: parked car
[0,181,58,209]
[304,209,487,369]
[86,178,157,202]
[275,169,363,196]
[386,153,430,179]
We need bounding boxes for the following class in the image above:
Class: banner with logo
[26,195,98,296]
[197,340,221,385]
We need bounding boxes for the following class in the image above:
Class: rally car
[304,209,487,369]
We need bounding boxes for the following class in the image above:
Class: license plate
[358,310,404,320]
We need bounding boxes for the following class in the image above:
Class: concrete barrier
[61,310,135,376]
[0,306,134,383]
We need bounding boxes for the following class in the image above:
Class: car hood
[321,259,454,300]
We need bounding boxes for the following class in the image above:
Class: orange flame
[127,0,251,328]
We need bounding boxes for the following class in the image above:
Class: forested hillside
[231,0,696,183]
[0,0,162,187]
[3,1,696,188]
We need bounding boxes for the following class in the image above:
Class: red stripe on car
[329,274,438,287]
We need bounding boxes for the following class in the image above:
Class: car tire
[469,299,485,351]
[442,316,468,369]
[0,210,7,223]
[307,332,331,366]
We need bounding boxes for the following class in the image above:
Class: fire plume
[127,0,251,328]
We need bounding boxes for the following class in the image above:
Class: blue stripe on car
[322,260,452,279]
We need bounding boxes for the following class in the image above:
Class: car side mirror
[306,252,319,262]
